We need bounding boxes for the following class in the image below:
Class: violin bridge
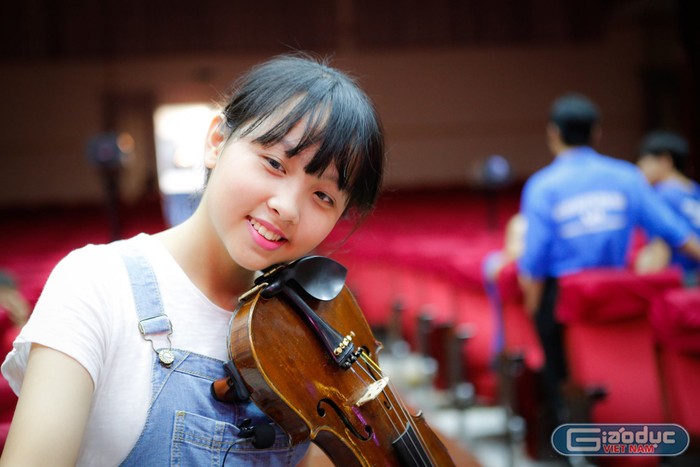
[355,376,389,407]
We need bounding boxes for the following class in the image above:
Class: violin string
[374,357,435,466]
[358,353,417,431]
[351,353,419,448]
[347,357,405,437]
[349,360,427,467]
[355,353,433,466]
[357,354,433,466]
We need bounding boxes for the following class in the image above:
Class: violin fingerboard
[392,424,433,467]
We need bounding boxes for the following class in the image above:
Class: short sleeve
[1,244,127,394]
[635,173,690,248]
[518,177,553,279]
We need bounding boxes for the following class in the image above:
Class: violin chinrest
[262,256,348,301]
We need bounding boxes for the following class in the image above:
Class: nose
[267,184,301,224]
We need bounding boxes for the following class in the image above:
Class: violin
[213,256,456,466]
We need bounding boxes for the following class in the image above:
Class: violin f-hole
[317,399,373,441]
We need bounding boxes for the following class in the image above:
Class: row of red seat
[325,230,700,466]
[320,192,536,403]
[328,233,508,403]
[497,265,700,465]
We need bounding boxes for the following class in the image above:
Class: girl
[0,53,385,466]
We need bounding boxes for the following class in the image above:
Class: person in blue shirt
[637,130,700,284]
[517,94,700,423]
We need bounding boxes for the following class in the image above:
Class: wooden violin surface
[229,283,456,467]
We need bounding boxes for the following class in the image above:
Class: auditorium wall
[0,26,658,207]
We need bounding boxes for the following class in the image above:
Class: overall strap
[121,245,175,367]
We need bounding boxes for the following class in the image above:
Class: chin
[236,252,286,273]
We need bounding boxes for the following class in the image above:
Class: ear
[545,122,562,154]
[545,122,560,142]
[203,114,227,169]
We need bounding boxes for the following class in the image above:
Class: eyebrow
[319,168,339,186]
[277,137,341,187]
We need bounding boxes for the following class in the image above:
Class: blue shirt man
[519,147,690,280]
[517,94,700,423]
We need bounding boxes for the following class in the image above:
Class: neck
[555,144,586,157]
[667,170,692,187]
[155,217,255,310]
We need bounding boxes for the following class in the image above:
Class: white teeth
[251,220,283,242]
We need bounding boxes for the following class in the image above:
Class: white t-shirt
[1,234,234,466]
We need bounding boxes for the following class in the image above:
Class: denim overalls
[119,248,308,466]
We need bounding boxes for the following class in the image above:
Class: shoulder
[599,152,644,175]
[578,150,637,176]
[583,152,650,193]
[31,234,154,342]
[3,236,152,390]
[523,162,557,190]
[656,181,700,208]
[522,162,566,202]
[56,242,122,276]
[53,234,153,279]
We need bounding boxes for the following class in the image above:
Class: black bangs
[220,54,384,216]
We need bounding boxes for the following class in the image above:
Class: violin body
[228,267,456,467]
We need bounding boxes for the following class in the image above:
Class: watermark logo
[551,424,689,456]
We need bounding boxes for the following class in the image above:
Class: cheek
[297,208,342,247]
[214,157,265,198]
[207,174,261,230]
[642,165,659,182]
[638,158,660,182]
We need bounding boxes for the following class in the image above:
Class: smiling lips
[248,218,287,250]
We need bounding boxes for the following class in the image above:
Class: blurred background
[0,0,697,209]
[1,1,699,466]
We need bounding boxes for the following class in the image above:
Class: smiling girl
[0,53,384,466]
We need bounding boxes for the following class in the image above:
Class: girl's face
[203,117,349,272]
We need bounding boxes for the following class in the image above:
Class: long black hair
[219,53,385,218]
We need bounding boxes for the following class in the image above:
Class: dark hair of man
[638,130,689,173]
[219,53,385,218]
[549,93,601,146]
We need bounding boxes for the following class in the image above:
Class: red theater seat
[491,260,542,371]
[556,268,682,427]
[649,288,700,356]
[556,268,682,324]
[555,269,684,467]
[317,189,520,404]
[482,256,549,459]
[334,231,502,402]
[650,288,700,441]
[344,260,398,329]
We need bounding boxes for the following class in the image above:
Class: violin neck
[392,423,434,467]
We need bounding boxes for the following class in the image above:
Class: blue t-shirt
[518,147,691,279]
[653,178,700,273]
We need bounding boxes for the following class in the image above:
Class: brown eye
[315,192,334,206]
[264,156,285,173]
